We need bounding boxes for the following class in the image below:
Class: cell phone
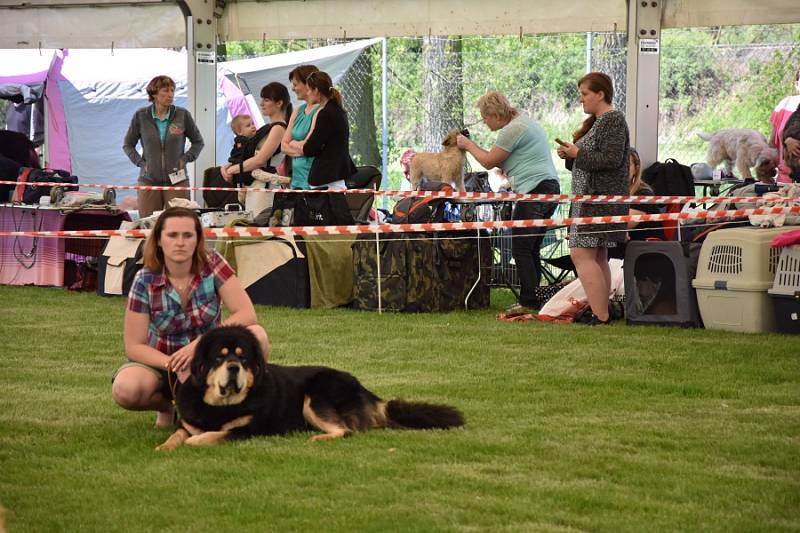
[460,128,471,138]
[554,138,568,146]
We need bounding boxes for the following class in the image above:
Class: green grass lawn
[1,285,798,532]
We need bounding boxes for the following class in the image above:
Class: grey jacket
[122,105,204,185]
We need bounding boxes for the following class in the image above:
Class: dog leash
[166,366,181,422]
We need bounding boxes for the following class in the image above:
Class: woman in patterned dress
[556,72,629,325]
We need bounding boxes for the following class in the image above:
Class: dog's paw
[308,431,350,442]
[155,429,189,451]
[185,431,227,447]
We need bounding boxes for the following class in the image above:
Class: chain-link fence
[219,27,798,290]
[179,26,800,194]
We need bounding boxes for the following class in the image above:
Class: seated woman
[628,149,665,236]
[111,207,270,428]
[609,148,665,259]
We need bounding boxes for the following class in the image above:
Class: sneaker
[504,303,535,317]
[583,313,611,326]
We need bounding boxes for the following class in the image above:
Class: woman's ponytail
[329,87,344,109]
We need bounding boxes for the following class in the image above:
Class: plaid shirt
[127,250,235,355]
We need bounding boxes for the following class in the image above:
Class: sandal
[504,303,535,317]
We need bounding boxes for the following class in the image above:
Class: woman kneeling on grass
[111,207,270,428]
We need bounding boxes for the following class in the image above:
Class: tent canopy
[0,48,231,188]
[221,38,381,104]
[1,0,798,188]
[0,41,378,187]
[0,0,799,49]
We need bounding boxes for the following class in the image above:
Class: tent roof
[220,38,381,97]
[0,49,56,83]
[0,0,798,49]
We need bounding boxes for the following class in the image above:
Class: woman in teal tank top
[289,103,319,189]
[281,65,322,189]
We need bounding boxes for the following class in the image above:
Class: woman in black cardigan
[289,71,356,189]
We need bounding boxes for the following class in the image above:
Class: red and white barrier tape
[2,206,797,239]
[0,179,789,205]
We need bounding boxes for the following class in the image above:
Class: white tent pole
[585,31,592,73]
[381,36,389,209]
[626,0,662,169]
[183,1,218,206]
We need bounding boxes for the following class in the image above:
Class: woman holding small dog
[556,72,629,325]
[111,207,270,428]
[456,91,559,315]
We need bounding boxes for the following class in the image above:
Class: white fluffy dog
[697,128,778,181]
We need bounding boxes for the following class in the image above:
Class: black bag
[0,154,23,202]
[464,171,491,193]
[392,180,452,224]
[641,159,695,240]
[15,168,78,204]
[96,237,144,297]
[203,166,240,209]
[351,230,490,312]
[642,158,694,196]
[269,192,354,226]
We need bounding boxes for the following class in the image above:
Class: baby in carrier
[229,115,258,174]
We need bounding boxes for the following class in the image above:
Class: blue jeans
[511,179,560,307]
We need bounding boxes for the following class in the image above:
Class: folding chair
[345,166,381,223]
[539,203,575,285]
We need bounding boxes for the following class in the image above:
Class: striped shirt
[126,250,234,355]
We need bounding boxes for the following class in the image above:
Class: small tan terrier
[408,130,466,191]
[697,128,778,182]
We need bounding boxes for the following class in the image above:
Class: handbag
[268,192,354,227]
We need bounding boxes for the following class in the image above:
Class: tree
[593,32,628,113]
[421,36,463,151]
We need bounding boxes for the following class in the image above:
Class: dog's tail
[385,399,465,429]
[696,132,712,142]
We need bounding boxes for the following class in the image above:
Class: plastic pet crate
[768,245,800,334]
[691,226,792,333]
[624,241,702,327]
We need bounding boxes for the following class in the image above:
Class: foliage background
[222,24,800,193]
[1,25,798,192]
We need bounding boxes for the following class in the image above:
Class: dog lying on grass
[697,128,778,181]
[408,130,467,192]
[156,326,465,450]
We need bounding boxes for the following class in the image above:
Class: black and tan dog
[156,326,464,450]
